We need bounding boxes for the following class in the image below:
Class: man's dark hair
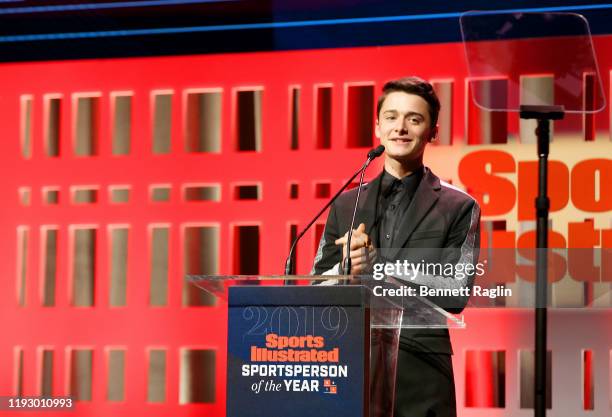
[376,76,441,129]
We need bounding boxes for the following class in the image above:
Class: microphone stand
[343,158,373,275]
[284,146,384,278]
[519,104,564,417]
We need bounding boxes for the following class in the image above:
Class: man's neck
[384,157,424,179]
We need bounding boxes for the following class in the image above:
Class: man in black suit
[312,77,481,417]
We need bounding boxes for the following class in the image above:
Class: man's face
[375,91,436,163]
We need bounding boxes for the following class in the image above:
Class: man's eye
[385,116,396,121]
[409,118,422,124]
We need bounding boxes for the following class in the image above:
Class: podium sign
[227,286,370,417]
[188,275,463,417]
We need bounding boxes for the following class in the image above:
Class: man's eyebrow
[382,110,424,118]
[406,111,424,118]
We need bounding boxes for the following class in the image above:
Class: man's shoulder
[334,180,376,206]
[333,168,480,211]
[436,177,479,210]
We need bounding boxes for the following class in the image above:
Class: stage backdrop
[0,20,611,417]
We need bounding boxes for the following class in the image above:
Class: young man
[312,77,481,417]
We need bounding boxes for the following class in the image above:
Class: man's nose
[394,119,408,132]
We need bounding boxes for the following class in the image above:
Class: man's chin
[386,153,417,162]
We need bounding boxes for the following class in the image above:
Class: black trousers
[393,349,457,417]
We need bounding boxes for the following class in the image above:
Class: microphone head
[367,145,385,159]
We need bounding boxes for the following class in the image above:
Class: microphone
[284,145,385,276]
[343,145,385,275]
[367,145,385,159]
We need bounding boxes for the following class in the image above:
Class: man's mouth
[390,137,413,143]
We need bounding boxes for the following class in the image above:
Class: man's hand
[334,223,376,274]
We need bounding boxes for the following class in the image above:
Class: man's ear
[429,125,439,142]
[375,119,381,139]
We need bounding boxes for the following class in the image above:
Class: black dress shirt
[377,166,424,248]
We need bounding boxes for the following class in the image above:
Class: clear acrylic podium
[188,275,464,417]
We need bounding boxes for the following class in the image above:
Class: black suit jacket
[312,167,481,354]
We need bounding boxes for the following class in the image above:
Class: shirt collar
[381,165,425,196]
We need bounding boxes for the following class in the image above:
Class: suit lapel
[386,168,441,259]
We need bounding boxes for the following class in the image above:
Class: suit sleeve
[395,198,481,313]
[311,203,343,275]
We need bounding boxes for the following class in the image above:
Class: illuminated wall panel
[0,40,611,416]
